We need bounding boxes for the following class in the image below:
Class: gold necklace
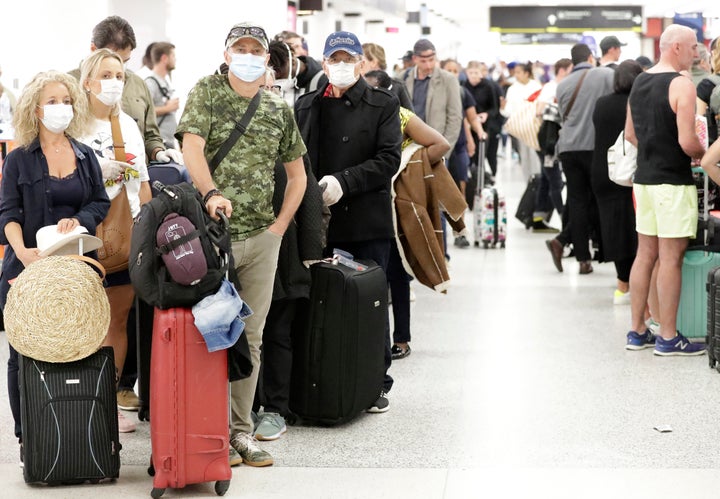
[43,142,65,153]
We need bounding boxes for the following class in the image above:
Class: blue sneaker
[626,329,656,350]
[653,331,707,356]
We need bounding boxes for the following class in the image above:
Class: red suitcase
[149,307,231,498]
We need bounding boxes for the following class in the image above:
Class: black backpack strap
[209,91,262,175]
[145,76,171,99]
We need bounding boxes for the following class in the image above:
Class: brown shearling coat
[392,143,467,293]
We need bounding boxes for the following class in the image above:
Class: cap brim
[324,47,360,58]
[226,35,268,51]
[38,234,103,257]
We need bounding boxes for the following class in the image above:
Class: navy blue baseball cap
[323,31,363,58]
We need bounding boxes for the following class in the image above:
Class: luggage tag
[329,248,368,271]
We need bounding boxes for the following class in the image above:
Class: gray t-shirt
[145,73,177,149]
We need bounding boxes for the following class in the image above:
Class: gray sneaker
[254,412,287,441]
[230,432,273,467]
[229,446,242,467]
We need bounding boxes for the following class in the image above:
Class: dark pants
[328,239,393,393]
[118,325,136,392]
[535,153,564,218]
[474,132,499,177]
[254,297,302,416]
[8,344,20,440]
[559,151,596,262]
[615,256,634,283]
[387,240,412,344]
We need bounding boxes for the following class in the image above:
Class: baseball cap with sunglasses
[225,23,269,51]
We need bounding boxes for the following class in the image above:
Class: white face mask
[275,78,297,93]
[327,61,358,89]
[40,104,74,134]
[95,79,124,106]
[229,53,267,82]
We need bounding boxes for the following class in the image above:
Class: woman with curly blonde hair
[11,70,92,146]
[0,70,110,452]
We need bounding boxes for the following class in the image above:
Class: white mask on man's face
[326,61,358,89]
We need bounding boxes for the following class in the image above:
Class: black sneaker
[391,344,411,360]
[532,219,560,233]
[366,391,390,413]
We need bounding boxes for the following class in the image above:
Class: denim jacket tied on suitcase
[192,279,253,352]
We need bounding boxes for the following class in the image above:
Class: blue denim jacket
[192,279,253,352]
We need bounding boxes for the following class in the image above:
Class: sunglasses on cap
[227,25,268,43]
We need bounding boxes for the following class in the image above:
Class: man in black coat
[295,30,402,413]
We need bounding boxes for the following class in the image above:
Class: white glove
[156,148,184,165]
[318,175,343,206]
[98,157,131,182]
[303,259,324,268]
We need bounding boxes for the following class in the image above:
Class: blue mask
[229,53,267,82]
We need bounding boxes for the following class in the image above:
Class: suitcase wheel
[483,241,489,249]
[215,480,231,496]
[500,242,506,249]
[151,487,166,498]
[147,456,155,476]
[473,241,479,247]
[138,407,150,422]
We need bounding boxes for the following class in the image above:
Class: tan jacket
[403,66,463,152]
[392,143,467,293]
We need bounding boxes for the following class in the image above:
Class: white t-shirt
[78,111,149,218]
[502,79,543,118]
[537,80,558,105]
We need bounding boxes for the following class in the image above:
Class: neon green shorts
[634,183,698,238]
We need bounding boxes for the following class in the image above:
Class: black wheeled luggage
[19,347,121,485]
[707,267,720,371]
[290,260,387,425]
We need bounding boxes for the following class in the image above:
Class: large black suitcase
[19,346,121,484]
[514,173,540,229]
[708,267,720,371]
[290,260,386,425]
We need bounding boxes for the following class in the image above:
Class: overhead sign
[500,33,585,45]
[490,6,643,33]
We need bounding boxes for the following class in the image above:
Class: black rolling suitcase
[708,267,720,371]
[290,259,387,425]
[19,347,121,484]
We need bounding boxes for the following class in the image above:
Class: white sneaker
[117,410,137,433]
[613,289,630,305]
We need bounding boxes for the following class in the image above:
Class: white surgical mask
[327,61,358,89]
[229,53,267,82]
[40,104,74,134]
[95,79,124,106]
[275,78,297,93]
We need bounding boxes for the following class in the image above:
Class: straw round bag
[4,255,110,363]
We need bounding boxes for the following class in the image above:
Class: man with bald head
[624,24,707,355]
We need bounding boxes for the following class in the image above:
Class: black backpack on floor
[129,182,231,309]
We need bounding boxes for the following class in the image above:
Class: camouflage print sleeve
[175,76,213,145]
[278,104,307,164]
